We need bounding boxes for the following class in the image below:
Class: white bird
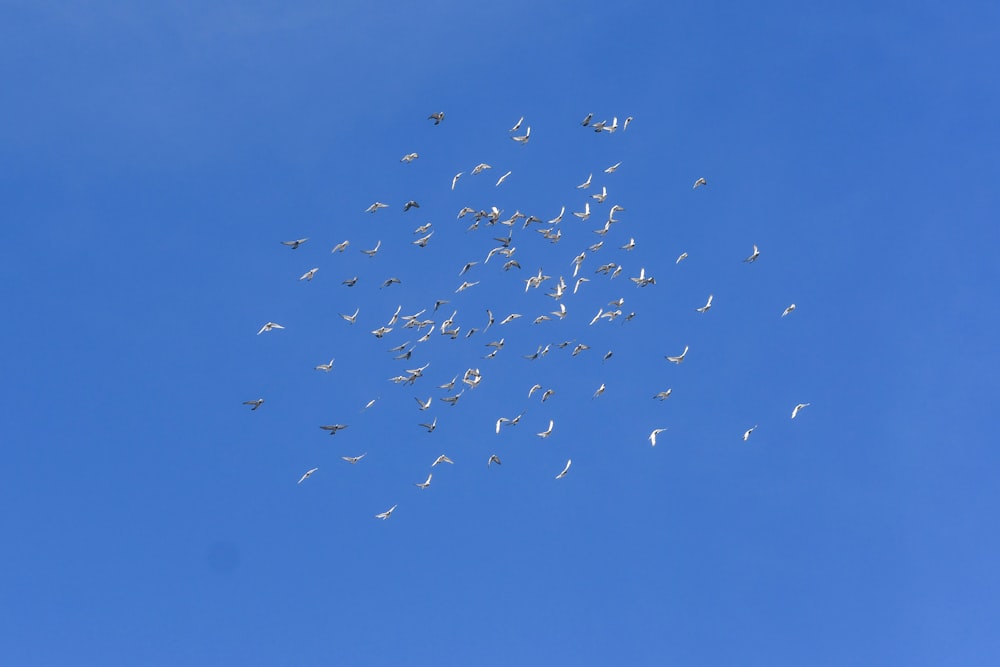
[362,398,378,412]
[653,389,672,401]
[540,389,555,402]
[419,416,437,433]
[500,313,522,325]
[549,206,565,224]
[299,267,319,281]
[782,304,797,317]
[593,383,606,398]
[340,308,359,325]
[495,417,509,434]
[415,396,432,411]
[744,244,760,263]
[512,126,530,144]
[281,238,309,249]
[676,252,688,264]
[455,280,479,293]
[314,359,335,372]
[243,398,264,410]
[589,308,604,326]
[696,294,714,313]
[342,453,367,464]
[537,420,554,438]
[591,186,607,203]
[573,202,591,221]
[791,403,811,419]
[555,459,572,479]
[412,231,433,247]
[366,202,389,213]
[581,112,593,126]
[623,116,633,131]
[375,504,398,520]
[330,241,350,255]
[496,170,512,187]
[415,473,432,489]
[577,173,592,189]
[451,172,463,190]
[665,345,689,364]
[400,152,419,163]
[510,116,524,132]
[432,454,454,466]
[488,454,502,467]
[471,163,492,175]
[742,425,758,442]
[257,322,284,335]
[649,428,667,447]
[604,162,622,174]
[361,240,382,257]
[297,467,318,484]
[620,238,635,251]
[528,383,542,398]
[692,177,707,190]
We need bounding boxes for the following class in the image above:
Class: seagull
[488,454,502,467]
[281,238,309,249]
[366,202,389,213]
[653,389,672,401]
[528,383,542,398]
[342,276,358,287]
[455,280,479,293]
[510,116,524,132]
[340,308,359,325]
[342,453,367,464]
[620,238,635,251]
[320,424,348,435]
[415,396,432,411]
[555,459,572,479]
[375,504,398,520]
[571,343,589,356]
[649,428,668,447]
[693,177,707,190]
[573,202,591,221]
[495,417,510,434]
[676,252,689,264]
[471,163,492,175]
[511,126,530,144]
[361,240,382,257]
[782,304,797,317]
[591,186,607,203]
[791,403,811,419]
[243,398,264,410]
[412,232,433,247]
[257,322,284,335]
[371,326,392,338]
[496,170,512,187]
[400,152,419,163]
[744,244,760,263]
[593,383,606,398]
[299,267,319,281]
[403,200,420,211]
[540,388,555,402]
[696,294,714,313]
[432,454,454,467]
[362,398,378,412]
[742,425,758,442]
[331,240,350,253]
[665,345,689,364]
[549,206,565,224]
[415,473,433,489]
[314,359,335,372]
[577,173,592,189]
[500,313,521,325]
[419,416,437,433]
[428,111,445,124]
[459,261,478,276]
[537,419,554,438]
[604,162,622,174]
[581,112,593,126]
[623,116,633,131]
[440,392,463,406]
[297,467,318,484]
[451,172,463,190]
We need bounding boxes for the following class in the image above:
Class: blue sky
[2,1,999,665]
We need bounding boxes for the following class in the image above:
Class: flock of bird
[244,111,810,520]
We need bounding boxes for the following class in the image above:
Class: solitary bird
[791,403,811,419]
[665,345,689,364]
[693,177,707,190]
[428,111,445,125]
[782,304,797,317]
[400,152,419,163]
[320,424,348,435]
[415,473,433,489]
[451,172,463,190]
[375,504,398,520]
[649,428,668,447]
[257,322,284,335]
[488,454,502,467]
[744,244,760,263]
[281,238,308,249]
[555,459,572,479]
[297,467,318,484]
[696,295,714,313]
[314,359,335,372]
[653,389,672,401]
[365,202,389,213]
[243,398,264,411]
[742,425,758,442]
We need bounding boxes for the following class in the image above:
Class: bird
[742,426,758,442]
[432,454,454,466]
[415,396,432,411]
[403,200,420,211]
[400,152,419,163]
[451,172,463,190]
[412,232,433,247]
[342,453,367,464]
[537,420,554,438]
[342,276,358,287]
[541,389,555,402]
[320,424,348,435]
[362,398,378,412]
[696,295,714,313]
[459,261,478,276]
[693,177,707,189]
[549,206,565,224]
[281,238,308,249]
[455,280,479,293]
[591,186,607,203]
[257,322,284,335]
[571,343,589,356]
[577,173,592,189]
[419,417,438,433]
[623,116,633,131]
[781,304,797,317]
[375,504,398,520]
[676,252,688,264]
[573,202,591,221]
[510,116,524,132]
[340,308,359,325]
[620,238,635,251]
[496,170,512,187]
[500,313,521,325]
[555,459,572,479]
[371,326,392,338]
[791,403,811,419]
[511,126,530,144]
[299,268,319,282]
[298,467,318,484]
[314,359,335,372]
[331,240,350,253]
[665,345,689,364]
[649,428,668,447]
[581,112,593,126]
[653,389,672,401]
[593,383,606,398]
[471,163,492,175]
[243,398,264,410]
[365,202,389,213]
[744,244,760,263]
[604,162,622,174]
[428,111,445,124]
[361,240,382,257]
[495,417,510,434]
[488,454,502,467]
[415,473,433,489]
[528,383,542,398]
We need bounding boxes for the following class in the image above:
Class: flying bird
[496,170,512,187]
[432,454,454,467]
[375,504,398,520]
[623,116,633,131]
[297,467,318,484]
[331,240,350,253]
[676,252,688,264]
[653,389,672,401]
[510,116,524,132]
[400,152,419,163]
[593,383,606,398]
[320,424,348,435]
[581,112,593,126]
[415,396,432,411]
[782,304,797,317]
[314,359,335,372]
[365,202,389,213]
[692,177,707,190]
[791,403,811,419]
[488,454,502,467]
[649,428,668,447]
[537,420,554,438]
[428,111,445,124]
[742,425,758,442]
[555,459,572,479]
[342,453,367,464]
[665,345,689,364]
[511,126,531,144]
[451,172,463,190]
[744,244,760,263]
[299,268,319,281]
[415,473,433,489]
[604,162,622,173]
[257,322,284,335]
[576,173,592,189]
[243,398,264,410]
[342,276,358,286]
[361,240,382,257]
[403,200,420,211]
[696,295,714,313]
[340,308,359,325]
[419,417,438,433]
[281,238,308,249]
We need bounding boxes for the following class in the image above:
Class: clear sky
[2,2,999,665]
